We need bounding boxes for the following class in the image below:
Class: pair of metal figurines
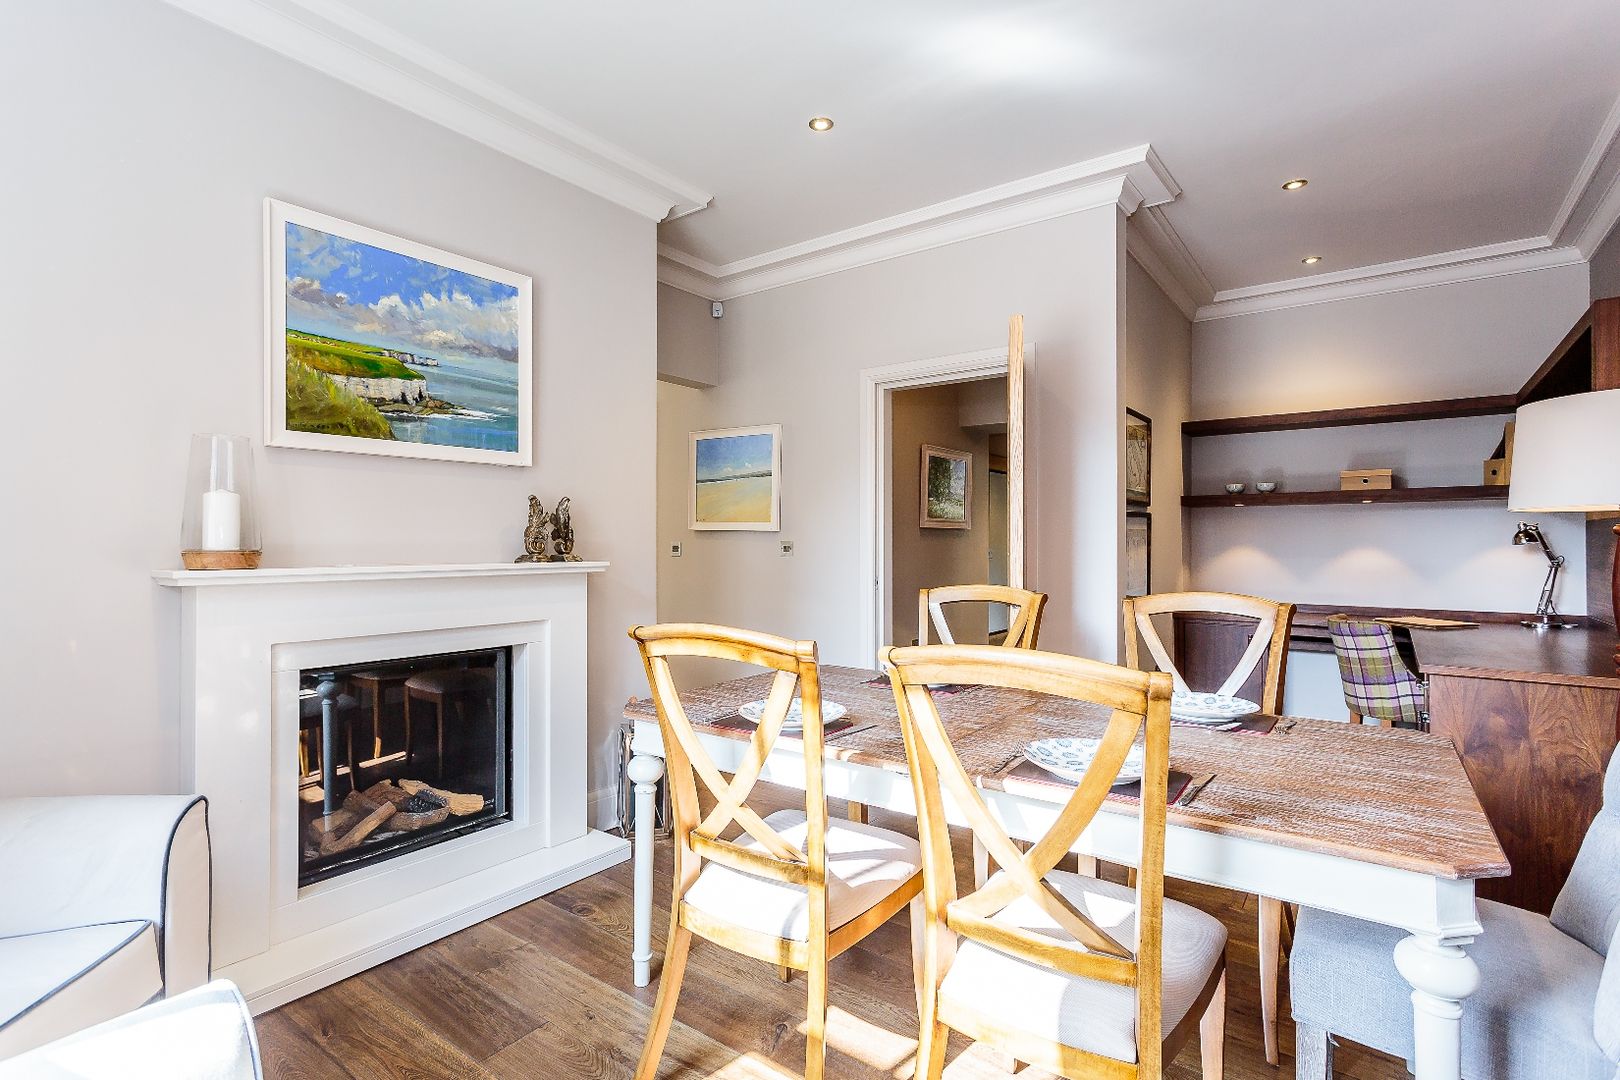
[514,495,582,563]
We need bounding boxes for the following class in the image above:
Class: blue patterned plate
[1171,691,1260,722]
[1022,737,1145,785]
[737,698,847,732]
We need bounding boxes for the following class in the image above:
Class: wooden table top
[625,665,1510,882]
[1410,623,1620,689]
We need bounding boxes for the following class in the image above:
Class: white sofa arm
[0,980,259,1080]
[0,796,211,995]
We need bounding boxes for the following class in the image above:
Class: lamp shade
[1508,388,1620,512]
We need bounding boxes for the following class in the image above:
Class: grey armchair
[1290,752,1620,1079]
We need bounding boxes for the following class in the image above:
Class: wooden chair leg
[804,943,829,1080]
[634,921,692,1080]
[370,685,383,759]
[847,800,869,824]
[972,835,991,889]
[776,964,791,982]
[907,895,926,1014]
[914,970,949,1080]
[403,692,415,769]
[1199,969,1227,1080]
[1259,896,1282,1067]
[1294,1022,1333,1080]
[436,699,447,780]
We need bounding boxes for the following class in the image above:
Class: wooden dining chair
[918,584,1048,649]
[1122,589,1295,1067]
[629,623,925,1080]
[917,583,1049,885]
[884,643,1227,1080]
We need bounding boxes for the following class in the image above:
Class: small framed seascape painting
[920,445,972,529]
[1126,408,1151,506]
[265,199,533,466]
[690,425,782,531]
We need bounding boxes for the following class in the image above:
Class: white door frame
[858,343,1031,665]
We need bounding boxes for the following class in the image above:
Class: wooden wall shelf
[1182,395,1517,437]
[1182,485,1509,508]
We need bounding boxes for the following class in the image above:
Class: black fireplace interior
[297,646,512,887]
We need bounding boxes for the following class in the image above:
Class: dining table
[623,664,1509,1080]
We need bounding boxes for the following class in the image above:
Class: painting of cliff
[689,425,781,531]
[266,200,533,466]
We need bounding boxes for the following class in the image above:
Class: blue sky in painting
[285,222,521,363]
[695,433,774,482]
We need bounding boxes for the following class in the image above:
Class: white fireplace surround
[154,562,628,1012]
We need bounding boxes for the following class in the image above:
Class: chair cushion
[1596,922,1620,1063]
[1551,750,1620,959]
[0,979,261,1079]
[404,669,495,696]
[1291,899,1613,1079]
[680,810,921,942]
[935,870,1226,1064]
[0,922,161,1061]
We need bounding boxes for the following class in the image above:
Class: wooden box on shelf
[1340,469,1394,491]
[1483,420,1516,486]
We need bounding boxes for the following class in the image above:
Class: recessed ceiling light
[1301,255,1323,265]
[1282,178,1309,191]
[808,116,834,132]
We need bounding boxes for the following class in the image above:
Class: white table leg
[1394,933,1481,1080]
[628,753,665,988]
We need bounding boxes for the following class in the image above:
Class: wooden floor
[256,785,1407,1079]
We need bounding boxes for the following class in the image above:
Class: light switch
[779,540,794,557]
[669,542,682,558]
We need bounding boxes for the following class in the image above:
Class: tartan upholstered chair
[1325,616,1427,728]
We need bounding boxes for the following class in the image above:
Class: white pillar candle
[201,488,241,551]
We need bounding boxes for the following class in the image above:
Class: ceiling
[260,1,1620,302]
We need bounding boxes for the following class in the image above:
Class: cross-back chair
[629,623,925,1080]
[1122,589,1295,1067]
[915,584,1049,886]
[885,643,1227,1080]
[918,584,1048,649]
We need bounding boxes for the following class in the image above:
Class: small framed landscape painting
[920,444,972,529]
[690,425,782,531]
[265,199,533,466]
[1126,408,1151,505]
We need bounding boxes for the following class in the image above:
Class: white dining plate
[1022,737,1145,786]
[737,698,847,731]
[1171,690,1260,722]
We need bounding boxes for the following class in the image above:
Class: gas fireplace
[298,647,513,887]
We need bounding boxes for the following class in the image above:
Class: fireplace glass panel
[298,646,512,887]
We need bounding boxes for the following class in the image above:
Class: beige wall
[0,1,658,810]
[889,383,993,648]
[658,283,721,387]
[1592,227,1620,301]
[1124,256,1192,596]
[657,206,1127,666]
[1186,261,1592,717]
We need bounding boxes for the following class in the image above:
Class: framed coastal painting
[264,199,533,466]
[690,425,782,531]
[920,444,972,529]
[1125,408,1151,505]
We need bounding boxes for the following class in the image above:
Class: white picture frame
[689,424,782,532]
[265,198,533,466]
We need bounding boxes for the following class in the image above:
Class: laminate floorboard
[256,784,1408,1079]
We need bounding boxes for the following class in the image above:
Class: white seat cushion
[937,871,1226,1064]
[681,809,921,942]
[0,921,162,1060]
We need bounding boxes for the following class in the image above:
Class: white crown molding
[1126,205,1212,321]
[161,0,711,222]
[658,144,1178,301]
[1194,238,1583,321]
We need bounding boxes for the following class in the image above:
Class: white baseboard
[588,784,621,832]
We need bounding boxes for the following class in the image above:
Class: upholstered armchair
[1289,750,1620,1079]
[0,796,212,1060]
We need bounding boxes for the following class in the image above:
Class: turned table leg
[629,753,666,988]
[1394,933,1481,1080]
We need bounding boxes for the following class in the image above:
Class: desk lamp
[1508,387,1620,633]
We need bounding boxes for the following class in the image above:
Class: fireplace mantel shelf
[153,561,609,588]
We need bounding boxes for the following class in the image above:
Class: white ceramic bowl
[1023,737,1145,785]
[1256,481,1278,493]
[1170,690,1261,722]
[1224,482,1246,494]
[737,698,847,730]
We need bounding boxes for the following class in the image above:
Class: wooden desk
[1411,624,1620,914]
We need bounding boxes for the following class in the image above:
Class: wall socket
[669,542,682,558]
[778,540,794,557]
